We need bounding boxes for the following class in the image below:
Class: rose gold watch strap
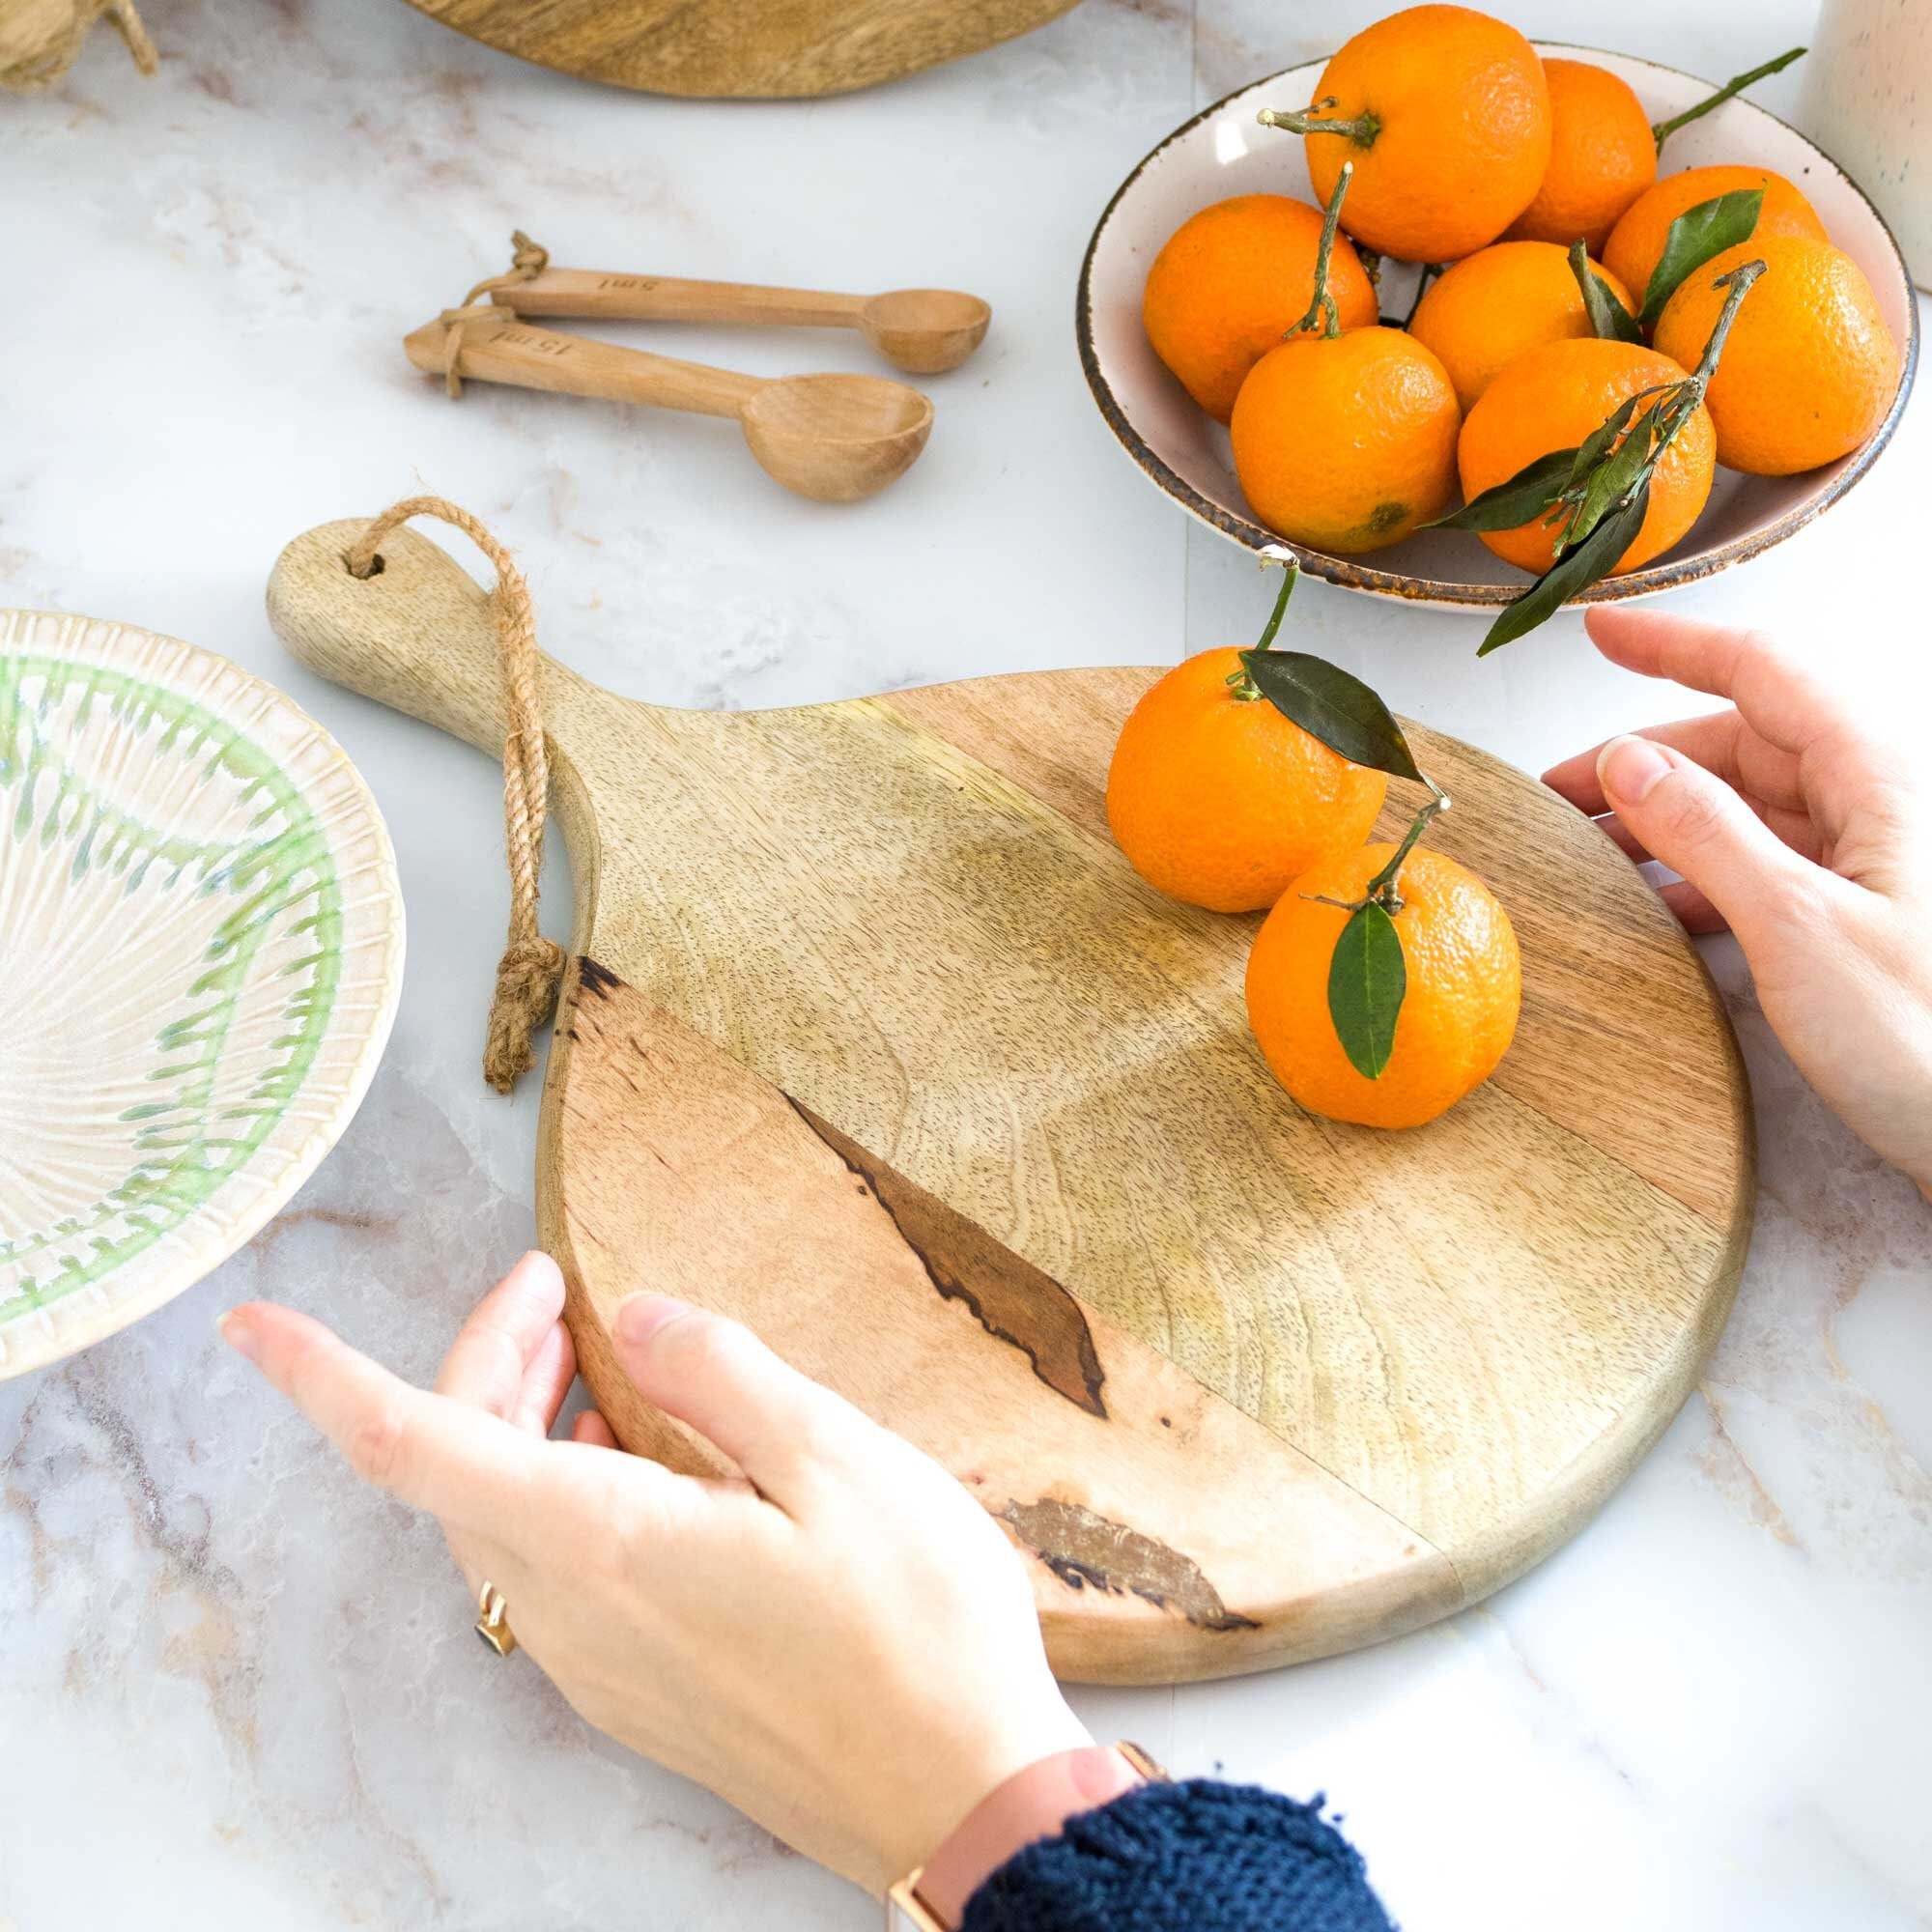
[885,1878,949,1932]
[886,1741,1168,1931]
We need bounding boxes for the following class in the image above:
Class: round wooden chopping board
[397,0,1082,98]
[270,522,1755,1685]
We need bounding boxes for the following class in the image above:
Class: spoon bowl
[740,372,934,501]
[858,289,993,373]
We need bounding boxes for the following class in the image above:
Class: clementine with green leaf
[1433,259,1763,653]
[1456,337,1715,576]
[1106,561,1388,913]
[1246,841,1520,1129]
[1602,164,1825,312]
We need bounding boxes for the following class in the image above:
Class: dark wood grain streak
[787,1099,1109,1419]
[580,954,1109,1417]
[578,954,622,1001]
[1002,1499,1259,1633]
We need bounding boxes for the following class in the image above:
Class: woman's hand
[218,1256,1091,1895]
[1544,607,1932,1192]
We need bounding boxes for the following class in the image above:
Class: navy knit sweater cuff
[958,1777,1396,1932]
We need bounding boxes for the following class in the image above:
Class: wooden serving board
[268,522,1753,1684]
[397,0,1080,98]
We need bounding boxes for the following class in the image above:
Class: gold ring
[474,1579,518,1658]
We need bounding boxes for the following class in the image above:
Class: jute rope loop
[440,232,551,399]
[345,497,565,1094]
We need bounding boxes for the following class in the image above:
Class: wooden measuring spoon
[403,312,932,503]
[493,270,992,375]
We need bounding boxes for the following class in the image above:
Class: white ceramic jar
[1801,0,1932,289]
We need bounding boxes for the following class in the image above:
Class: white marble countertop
[5,0,1930,1924]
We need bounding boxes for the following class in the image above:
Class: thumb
[1597,733,1814,942]
[611,1295,869,1506]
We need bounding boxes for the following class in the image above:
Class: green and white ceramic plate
[0,610,404,1378]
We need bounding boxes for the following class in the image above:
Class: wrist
[870,1701,1091,1889]
[894,1740,1160,1929]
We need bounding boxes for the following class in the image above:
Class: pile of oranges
[1108,554,1520,1129]
[1143,4,1902,583]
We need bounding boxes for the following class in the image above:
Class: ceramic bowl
[1077,44,1920,608]
[0,610,404,1378]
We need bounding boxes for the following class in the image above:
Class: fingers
[610,1295,873,1509]
[1595,734,1823,944]
[435,1251,566,1419]
[1573,789,1829,874]
[1582,608,1861,759]
[571,1409,618,1450]
[435,1249,578,1438]
[1593,812,1651,863]
[1753,802,1829,866]
[1544,710,1801,816]
[1661,879,1728,934]
[510,1319,578,1438]
[1545,713,1724,814]
[221,1301,541,1530]
[1556,808,1781,927]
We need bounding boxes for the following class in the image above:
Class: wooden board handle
[266,518,589,755]
[497,270,865,330]
[404,314,762,418]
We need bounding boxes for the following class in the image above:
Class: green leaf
[1565,391,1652,487]
[1640,187,1764,323]
[1238,649,1425,783]
[1571,240,1643,343]
[1586,270,1644,343]
[1327,899,1406,1080]
[1477,482,1654,655]
[1424,447,1577,533]
[1561,416,1658,554]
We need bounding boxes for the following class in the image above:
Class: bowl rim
[1074,41,1922,608]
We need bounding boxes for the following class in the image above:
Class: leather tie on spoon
[403,308,933,503]
[489,264,991,376]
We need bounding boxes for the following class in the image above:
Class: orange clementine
[1457,338,1715,575]
[1107,648,1388,913]
[1502,59,1657,254]
[1408,241,1636,412]
[1654,236,1899,475]
[1142,194,1380,423]
[1246,841,1520,1129]
[1231,328,1461,552]
[1602,164,1827,308]
[1285,5,1550,263]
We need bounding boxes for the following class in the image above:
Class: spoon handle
[403,314,762,417]
[496,270,866,331]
